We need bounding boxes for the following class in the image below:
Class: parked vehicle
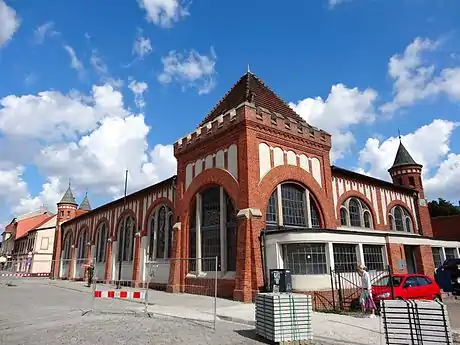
[372,273,442,302]
[435,258,460,296]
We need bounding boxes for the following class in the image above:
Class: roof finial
[68,178,71,188]
[247,64,251,74]
[398,128,402,142]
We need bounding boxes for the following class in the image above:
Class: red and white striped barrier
[1,272,49,277]
[94,290,145,299]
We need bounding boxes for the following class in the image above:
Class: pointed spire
[247,64,251,73]
[78,191,92,211]
[59,182,77,205]
[391,140,419,169]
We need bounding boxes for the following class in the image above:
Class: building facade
[52,72,460,302]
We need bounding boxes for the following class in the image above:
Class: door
[404,246,417,274]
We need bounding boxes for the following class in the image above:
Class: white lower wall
[31,254,52,273]
[113,263,133,281]
[94,263,105,280]
[146,262,170,284]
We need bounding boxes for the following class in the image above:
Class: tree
[428,198,460,217]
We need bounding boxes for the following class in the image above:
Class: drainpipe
[413,192,423,235]
[259,228,269,292]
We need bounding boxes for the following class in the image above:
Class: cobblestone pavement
[0,279,262,345]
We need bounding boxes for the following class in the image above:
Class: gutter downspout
[259,228,268,292]
[413,192,423,235]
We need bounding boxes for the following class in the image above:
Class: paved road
[444,297,460,330]
[0,279,262,345]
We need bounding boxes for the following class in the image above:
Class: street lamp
[116,169,128,289]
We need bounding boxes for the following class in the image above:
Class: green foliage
[428,198,460,217]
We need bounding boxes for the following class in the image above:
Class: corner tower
[388,139,433,237]
[57,182,78,224]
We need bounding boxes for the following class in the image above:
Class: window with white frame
[363,245,384,271]
[265,183,322,229]
[283,243,328,275]
[333,244,358,273]
[188,186,237,273]
[40,237,49,250]
[117,215,135,262]
[148,205,173,261]
[340,197,373,229]
[445,248,457,260]
[388,206,413,232]
[432,247,443,268]
[95,222,107,263]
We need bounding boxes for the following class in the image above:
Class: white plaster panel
[259,143,271,179]
[345,180,351,192]
[273,147,284,167]
[311,157,322,186]
[332,178,338,218]
[195,159,203,176]
[381,190,387,225]
[205,155,213,170]
[365,186,371,201]
[299,154,309,172]
[227,144,238,180]
[338,179,344,196]
[358,184,364,194]
[371,187,380,224]
[216,150,225,169]
[140,236,148,282]
[287,151,296,165]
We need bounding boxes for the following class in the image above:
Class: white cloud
[90,50,108,75]
[289,84,378,161]
[382,37,460,113]
[158,47,217,95]
[0,83,177,216]
[139,0,189,28]
[34,21,59,44]
[63,45,85,77]
[0,0,19,47]
[128,80,148,109]
[357,119,460,200]
[328,0,348,9]
[133,34,152,59]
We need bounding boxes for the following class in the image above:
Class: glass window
[404,276,419,288]
[156,206,166,259]
[432,247,443,269]
[374,275,403,287]
[363,245,384,271]
[283,243,327,275]
[405,217,412,232]
[389,215,394,230]
[226,197,237,271]
[348,199,361,227]
[363,212,371,228]
[340,208,348,226]
[445,248,457,260]
[266,192,277,225]
[148,216,155,260]
[333,244,358,273]
[394,207,404,231]
[77,230,87,262]
[201,187,221,271]
[119,216,135,262]
[281,184,307,226]
[189,200,196,272]
[415,276,431,286]
[310,202,320,228]
[96,223,107,263]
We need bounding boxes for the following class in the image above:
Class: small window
[397,177,403,185]
[432,247,443,269]
[363,212,371,228]
[67,211,71,216]
[40,237,49,250]
[408,176,415,186]
[283,243,327,275]
[333,244,358,273]
[445,248,457,260]
[60,211,64,217]
[363,245,384,271]
[340,208,348,226]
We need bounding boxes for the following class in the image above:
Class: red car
[372,273,442,302]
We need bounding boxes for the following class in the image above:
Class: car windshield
[373,276,403,287]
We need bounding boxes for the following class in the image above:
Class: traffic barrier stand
[82,277,151,317]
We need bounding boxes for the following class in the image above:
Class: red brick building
[51,72,460,302]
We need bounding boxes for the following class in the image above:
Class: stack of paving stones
[381,299,454,345]
[255,293,313,345]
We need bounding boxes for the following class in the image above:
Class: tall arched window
[148,205,173,261]
[95,223,107,263]
[265,182,322,229]
[388,206,413,232]
[77,228,88,264]
[62,232,72,260]
[340,197,373,229]
[188,186,237,273]
[118,215,135,262]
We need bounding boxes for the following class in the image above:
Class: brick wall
[432,215,460,241]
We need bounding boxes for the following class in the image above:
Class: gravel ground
[0,280,262,345]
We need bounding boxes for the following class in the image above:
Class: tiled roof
[59,185,77,205]
[15,215,56,240]
[199,72,307,126]
[391,142,419,168]
[15,213,52,239]
[78,193,92,211]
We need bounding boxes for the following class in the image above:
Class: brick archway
[335,190,379,229]
[257,165,335,228]
[112,210,137,238]
[143,197,175,237]
[386,200,417,232]
[75,225,90,246]
[92,218,109,244]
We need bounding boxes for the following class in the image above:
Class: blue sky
[1,0,460,229]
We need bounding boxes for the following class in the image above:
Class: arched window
[188,186,237,273]
[148,215,156,260]
[389,205,413,232]
[62,232,72,260]
[95,223,107,263]
[148,205,173,261]
[156,206,166,259]
[77,228,88,263]
[265,183,322,229]
[118,215,135,262]
[340,197,373,229]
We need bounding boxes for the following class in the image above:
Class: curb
[216,314,255,326]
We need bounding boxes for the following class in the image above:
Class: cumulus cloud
[0,0,19,47]
[382,37,460,113]
[158,47,217,95]
[138,0,189,28]
[357,119,460,200]
[0,83,176,216]
[289,84,378,161]
[328,0,349,9]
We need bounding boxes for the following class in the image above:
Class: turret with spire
[57,179,78,224]
[388,132,433,237]
[78,191,92,212]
